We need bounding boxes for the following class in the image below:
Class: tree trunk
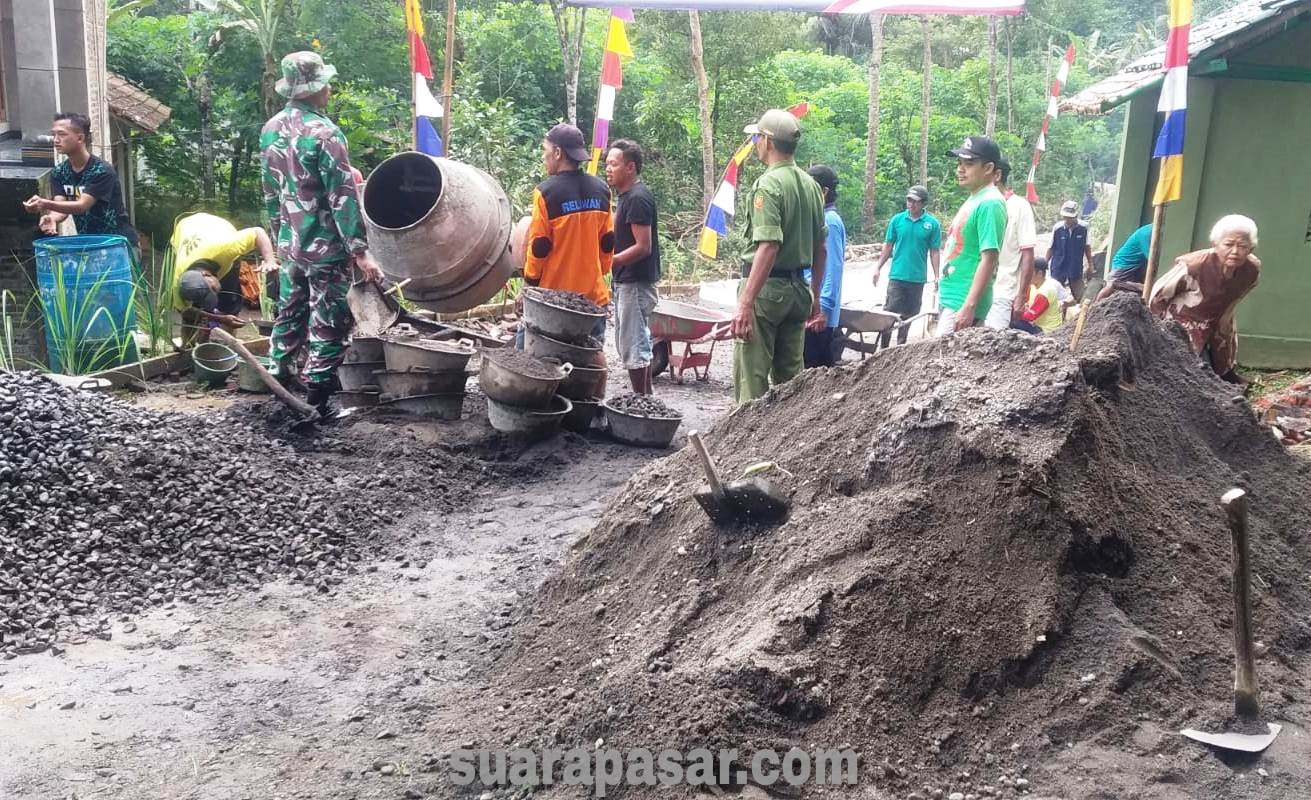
[919,17,931,187]
[548,0,586,126]
[228,132,247,215]
[262,52,279,119]
[199,73,214,200]
[985,17,998,137]
[862,12,885,234]
[1004,17,1015,132]
[688,11,715,208]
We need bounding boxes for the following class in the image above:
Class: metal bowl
[378,391,465,420]
[523,326,600,367]
[479,352,571,409]
[522,288,605,342]
[556,361,606,401]
[486,394,572,439]
[561,397,601,434]
[602,401,682,448]
[338,360,385,392]
[372,367,469,399]
[347,335,386,363]
[383,336,476,373]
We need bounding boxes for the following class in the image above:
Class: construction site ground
[4,302,1311,800]
[0,338,737,800]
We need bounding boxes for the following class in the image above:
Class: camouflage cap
[275,51,338,100]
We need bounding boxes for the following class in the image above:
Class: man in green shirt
[731,109,828,405]
[874,184,941,346]
[937,135,1008,333]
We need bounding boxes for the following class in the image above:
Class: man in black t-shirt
[604,139,661,395]
[23,112,138,246]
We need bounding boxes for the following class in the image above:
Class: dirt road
[0,346,736,800]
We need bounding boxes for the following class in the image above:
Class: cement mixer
[362,152,524,313]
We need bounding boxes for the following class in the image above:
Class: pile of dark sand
[482,295,1311,799]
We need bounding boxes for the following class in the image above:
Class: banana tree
[197,0,293,118]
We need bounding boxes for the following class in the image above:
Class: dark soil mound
[487,295,1311,799]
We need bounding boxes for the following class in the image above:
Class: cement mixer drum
[362,152,515,313]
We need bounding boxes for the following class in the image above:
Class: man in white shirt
[984,158,1037,331]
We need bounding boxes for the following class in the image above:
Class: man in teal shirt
[874,184,940,346]
[1095,223,1154,301]
[938,135,1008,333]
[730,109,827,404]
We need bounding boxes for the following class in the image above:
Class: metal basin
[338,360,385,392]
[486,394,572,439]
[479,352,571,409]
[523,326,601,367]
[383,336,476,373]
[237,356,273,393]
[522,288,606,343]
[602,401,682,449]
[192,342,237,387]
[378,391,465,420]
[347,335,386,363]
[561,397,601,434]
[557,361,606,401]
[372,367,469,399]
[338,389,381,408]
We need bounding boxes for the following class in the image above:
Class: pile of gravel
[0,372,410,657]
[606,392,682,419]
[525,288,604,316]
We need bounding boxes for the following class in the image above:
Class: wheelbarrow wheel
[651,340,670,377]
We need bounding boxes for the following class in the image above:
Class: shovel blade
[1180,722,1281,753]
[694,486,740,526]
[723,477,790,524]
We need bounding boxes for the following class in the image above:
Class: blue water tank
[34,234,139,374]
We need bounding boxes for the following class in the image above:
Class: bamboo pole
[442,0,456,149]
[1141,203,1167,302]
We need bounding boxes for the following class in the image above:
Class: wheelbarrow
[649,299,732,383]
[837,306,937,357]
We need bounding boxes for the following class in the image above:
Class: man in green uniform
[260,51,383,417]
[731,109,827,404]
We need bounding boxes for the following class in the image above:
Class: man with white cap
[1046,200,1092,302]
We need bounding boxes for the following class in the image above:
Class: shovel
[346,279,405,338]
[1180,487,1282,753]
[209,329,322,429]
[688,431,790,526]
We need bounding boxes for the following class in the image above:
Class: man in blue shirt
[874,184,941,346]
[803,166,846,367]
[1046,200,1092,301]
[1095,222,1153,301]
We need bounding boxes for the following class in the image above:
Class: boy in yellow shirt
[170,212,278,343]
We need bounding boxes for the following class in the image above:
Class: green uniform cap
[743,109,801,144]
[276,51,338,100]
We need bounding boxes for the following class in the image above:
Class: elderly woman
[1148,214,1260,382]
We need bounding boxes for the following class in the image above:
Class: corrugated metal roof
[1063,0,1311,114]
[107,72,171,133]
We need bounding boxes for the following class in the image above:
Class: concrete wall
[12,0,59,142]
[1109,22,1311,368]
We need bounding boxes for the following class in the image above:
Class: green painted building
[1066,0,1311,367]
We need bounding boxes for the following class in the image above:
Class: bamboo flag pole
[442,0,456,149]
[1141,203,1167,302]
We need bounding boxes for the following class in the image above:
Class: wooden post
[1221,487,1261,719]
[442,0,456,150]
[1141,203,1167,302]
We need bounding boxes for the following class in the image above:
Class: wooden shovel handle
[688,431,726,499]
[210,329,317,420]
[1222,487,1261,718]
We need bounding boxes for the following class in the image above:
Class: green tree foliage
[108,0,1244,276]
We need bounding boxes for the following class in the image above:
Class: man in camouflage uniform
[261,51,383,417]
